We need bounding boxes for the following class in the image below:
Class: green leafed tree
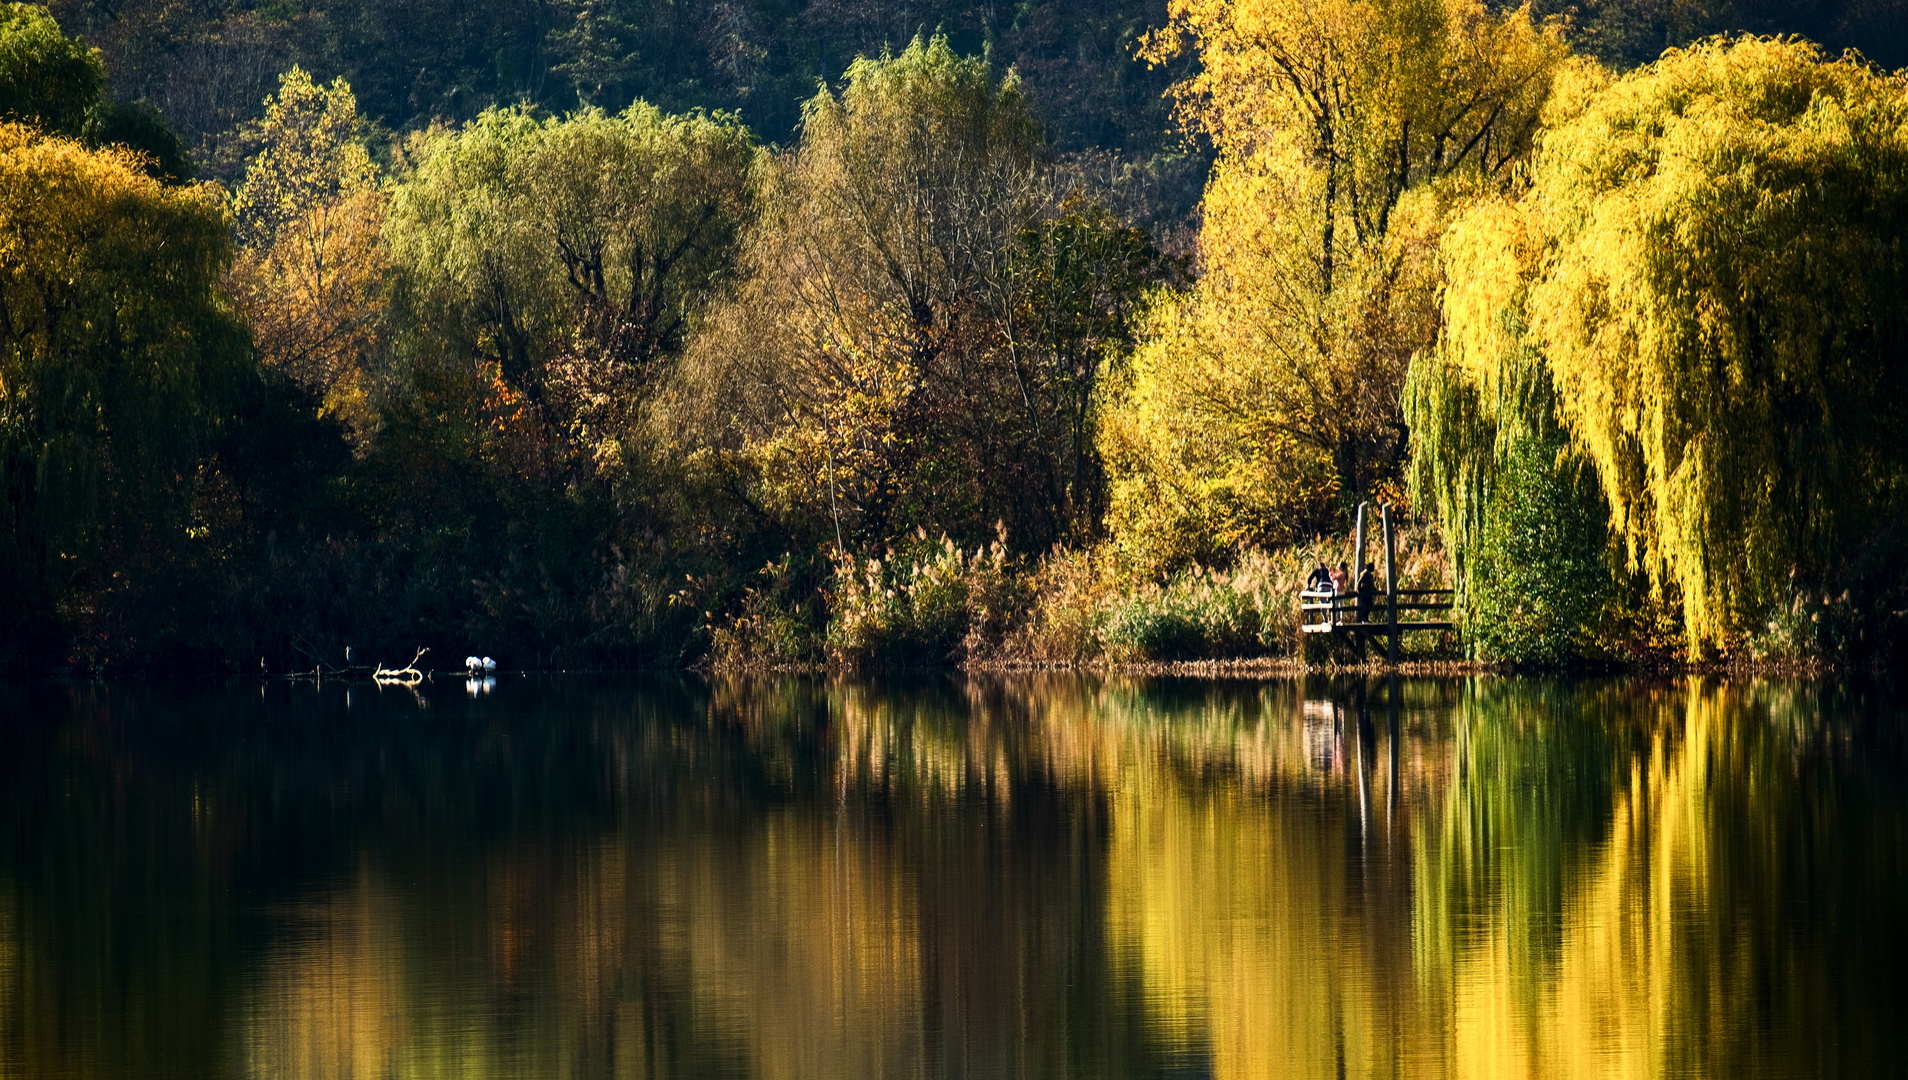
[1410,37,1908,656]
[1406,301,1618,662]
[385,100,757,434]
[0,5,192,182]
[82,98,192,182]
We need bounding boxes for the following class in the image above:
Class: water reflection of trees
[1052,677,1907,1080]
[0,676,1903,1078]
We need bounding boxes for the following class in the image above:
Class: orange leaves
[227,187,386,429]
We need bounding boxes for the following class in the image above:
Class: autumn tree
[683,35,1042,547]
[688,35,1173,551]
[1410,37,1908,655]
[227,67,384,432]
[994,197,1181,544]
[0,2,98,135]
[1100,0,1568,570]
[0,4,191,180]
[0,123,248,647]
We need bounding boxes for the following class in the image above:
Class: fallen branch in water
[289,634,356,677]
[374,647,429,685]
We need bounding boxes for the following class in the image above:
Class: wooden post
[1352,502,1367,586]
[1383,503,1398,665]
[1351,501,1368,638]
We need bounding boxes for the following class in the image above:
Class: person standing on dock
[1356,562,1378,624]
[1331,562,1351,627]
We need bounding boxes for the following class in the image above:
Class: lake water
[1,675,1904,1079]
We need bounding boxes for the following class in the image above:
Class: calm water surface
[1,675,1903,1079]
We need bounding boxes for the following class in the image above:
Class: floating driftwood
[374,647,429,685]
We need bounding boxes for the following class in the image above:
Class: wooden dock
[1299,502,1456,662]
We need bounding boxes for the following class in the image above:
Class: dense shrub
[1100,567,1266,661]
[825,532,1024,668]
[1461,433,1618,665]
[705,554,829,670]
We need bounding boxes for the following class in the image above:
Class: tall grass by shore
[705,526,1458,671]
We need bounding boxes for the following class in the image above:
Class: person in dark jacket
[1356,562,1378,624]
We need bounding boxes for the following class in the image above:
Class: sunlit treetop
[1142,0,1568,256]
[230,67,377,250]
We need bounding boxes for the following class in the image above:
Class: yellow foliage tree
[227,68,385,434]
[1104,0,1568,570]
[1416,37,1908,654]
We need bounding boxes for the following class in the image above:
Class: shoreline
[704,654,1864,679]
[4,653,1872,680]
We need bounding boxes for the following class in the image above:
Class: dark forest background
[49,0,1908,212]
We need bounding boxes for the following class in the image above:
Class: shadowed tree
[0,2,100,135]
[0,123,248,652]
[0,4,192,181]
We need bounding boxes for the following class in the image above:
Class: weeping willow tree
[1410,38,1908,656]
[0,122,247,648]
[1404,209,1618,662]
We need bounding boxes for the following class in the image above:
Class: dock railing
[1300,588,1456,633]
[1301,501,1457,662]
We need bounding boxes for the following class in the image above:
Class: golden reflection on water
[1079,679,1879,1080]
[655,810,925,1080]
[1,676,1900,1078]
[244,866,407,1080]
